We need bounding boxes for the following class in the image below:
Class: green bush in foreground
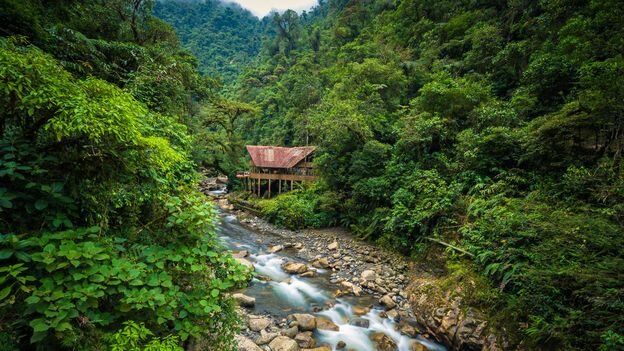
[0,39,250,350]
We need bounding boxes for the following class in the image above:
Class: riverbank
[213,195,507,351]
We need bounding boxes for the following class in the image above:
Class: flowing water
[217,210,447,351]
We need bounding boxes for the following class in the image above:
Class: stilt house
[237,145,317,197]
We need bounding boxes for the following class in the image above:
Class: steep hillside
[153,0,266,84]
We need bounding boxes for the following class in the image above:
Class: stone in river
[235,335,263,351]
[371,332,398,351]
[328,241,339,250]
[294,332,316,348]
[352,305,370,315]
[302,347,331,351]
[350,317,370,328]
[386,309,399,321]
[379,294,397,309]
[315,316,339,331]
[411,343,428,351]
[289,313,316,331]
[300,271,315,278]
[232,250,249,258]
[361,269,377,281]
[232,293,255,307]
[312,257,330,268]
[268,245,284,253]
[336,340,347,349]
[248,315,271,331]
[269,336,300,351]
[282,262,308,274]
[281,326,298,338]
[255,331,278,345]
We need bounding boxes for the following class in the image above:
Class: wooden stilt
[257,178,260,197]
[279,179,282,194]
[268,177,271,197]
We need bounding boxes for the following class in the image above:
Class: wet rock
[281,326,298,339]
[312,258,330,269]
[336,341,347,349]
[248,316,271,332]
[233,250,249,258]
[400,324,417,337]
[232,293,255,307]
[268,245,284,253]
[352,305,370,315]
[289,314,316,331]
[411,343,427,351]
[386,309,399,321]
[302,347,331,351]
[361,270,377,281]
[255,331,279,345]
[293,243,303,250]
[339,281,362,296]
[300,271,315,278]
[282,262,308,274]
[269,336,300,351]
[315,316,339,331]
[371,332,397,351]
[350,317,370,328]
[294,332,315,348]
[328,241,339,250]
[235,335,263,351]
[379,294,397,309]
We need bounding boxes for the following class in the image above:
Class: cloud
[227,0,318,17]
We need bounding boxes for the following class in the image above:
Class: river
[215,208,447,351]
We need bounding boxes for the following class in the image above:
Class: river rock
[352,305,370,315]
[302,347,331,351]
[235,335,263,351]
[411,343,427,351]
[328,241,339,250]
[379,294,396,309]
[387,309,400,321]
[282,326,299,338]
[255,331,279,345]
[268,245,284,253]
[371,332,397,351]
[294,332,315,348]
[350,317,370,328]
[361,270,377,281]
[232,293,255,307]
[315,316,339,331]
[248,316,271,331]
[300,271,315,278]
[339,281,362,296]
[233,250,249,258]
[289,313,316,331]
[400,324,417,337]
[282,262,308,274]
[336,341,346,349]
[312,257,329,269]
[269,336,300,351]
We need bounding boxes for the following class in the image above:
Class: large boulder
[315,316,339,331]
[361,270,377,281]
[235,335,263,351]
[248,315,271,332]
[232,293,255,307]
[289,313,317,331]
[294,332,316,348]
[371,332,397,351]
[379,294,396,309]
[269,336,300,351]
[282,262,308,274]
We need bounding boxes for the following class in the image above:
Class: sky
[227,0,319,17]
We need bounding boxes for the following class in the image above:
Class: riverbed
[215,207,447,351]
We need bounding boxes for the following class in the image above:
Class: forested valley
[1,0,623,350]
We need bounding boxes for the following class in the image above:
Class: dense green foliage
[0,1,251,349]
[153,0,265,84]
[202,0,623,349]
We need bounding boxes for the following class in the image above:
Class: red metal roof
[246,145,315,169]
